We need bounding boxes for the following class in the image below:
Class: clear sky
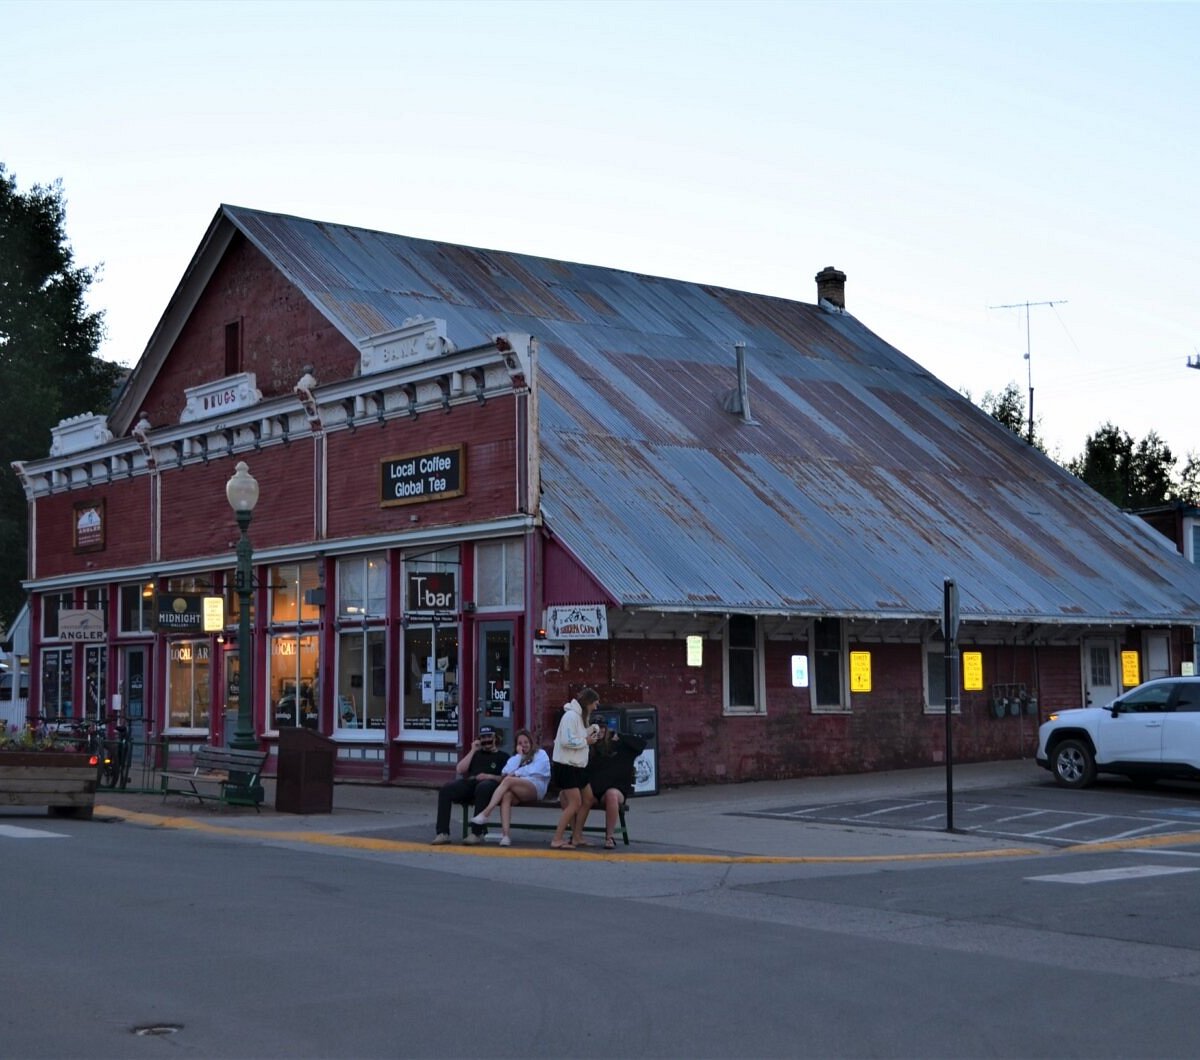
[4,0,1197,464]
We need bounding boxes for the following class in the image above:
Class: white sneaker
[499,836,512,847]
[432,833,451,845]
[470,813,488,826]
[463,833,482,845]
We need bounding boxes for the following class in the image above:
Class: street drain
[133,1024,182,1036]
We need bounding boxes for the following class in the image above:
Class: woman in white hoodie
[549,687,601,849]
[469,729,551,846]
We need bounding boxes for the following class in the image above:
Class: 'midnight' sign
[381,445,465,506]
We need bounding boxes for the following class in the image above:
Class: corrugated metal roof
[224,205,1200,625]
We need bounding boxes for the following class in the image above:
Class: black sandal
[604,835,616,849]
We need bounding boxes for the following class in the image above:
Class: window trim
[473,537,525,612]
[723,614,765,716]
[809,617,849,713]
[922,637,962,715]
[334,627,387,739]
[163,637,212,734]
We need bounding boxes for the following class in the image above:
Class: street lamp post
[225,461,260,751]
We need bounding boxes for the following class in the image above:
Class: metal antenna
[989,299,1067,443]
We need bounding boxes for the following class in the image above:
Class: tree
[0,164,123,626]
[1178,452,1200,506]
[1066,423,1176,509]
[977,381,1046,453]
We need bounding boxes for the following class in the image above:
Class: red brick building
[13,207,1200,786]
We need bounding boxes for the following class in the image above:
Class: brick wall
[533,635,1084,785]
[158,444,317,561]
[327,397,519,537]
[32,476,154,578]
[139,234,358,425]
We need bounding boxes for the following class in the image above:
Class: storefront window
[338,553,387,618]
[475,538,524,609]
[402,624,459,736]
[41,646,73,718]
[166,639,211,730]
[271,563,321,625]
[268,633,320,730]
[402,547,460,741]
[41,591,72,640]
[222,568,251,624]
[167,575,214,593]
[84,645,107,720]
[119,582,155,633]
[337,629,386,730]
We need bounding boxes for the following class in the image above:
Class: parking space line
[852,801,937,820]
[1029,865,1200,884]
[1026,815,1107,837]
[991,809,1053,823]
[0,825,68,839]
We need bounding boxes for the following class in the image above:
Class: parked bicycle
[100,721,131,790]
[42,716,128,788]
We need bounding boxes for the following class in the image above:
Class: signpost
[942,578,960,832]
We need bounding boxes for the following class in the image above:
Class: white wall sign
[790,654,809,688]
[545,604,608,640]
[180,373,263,423]
[360,317,456,375]
[57,609,106,642]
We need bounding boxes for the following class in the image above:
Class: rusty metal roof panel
[223,206,1200,625]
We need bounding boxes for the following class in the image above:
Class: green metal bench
[160,746,268,811]
[461,793,630,845]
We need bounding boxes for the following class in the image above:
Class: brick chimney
[815,266,847,309]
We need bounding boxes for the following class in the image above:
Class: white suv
[1037,677,1200,788]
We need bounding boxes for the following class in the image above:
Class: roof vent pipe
[721,341,756,423]
[815,266,847,310]
[734,342,751,423]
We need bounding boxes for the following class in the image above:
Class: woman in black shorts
[549,687,600,849]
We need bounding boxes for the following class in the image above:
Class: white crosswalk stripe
[1028,865,1200,885]
[0,825,69,839]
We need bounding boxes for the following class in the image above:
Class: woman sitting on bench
[470,729,551,846]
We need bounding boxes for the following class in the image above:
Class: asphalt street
[6,759,1200,1058]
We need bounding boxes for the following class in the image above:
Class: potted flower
[0,721,100,818]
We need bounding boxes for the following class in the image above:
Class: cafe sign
[381,445,465,507]
[406,571,457,612]
[545,604,609,640]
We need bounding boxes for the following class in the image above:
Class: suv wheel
[1052,738,1097,788]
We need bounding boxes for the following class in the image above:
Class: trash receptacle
[615,704,658,796]
[275,726,335,814]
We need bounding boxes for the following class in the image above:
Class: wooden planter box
[0,752,98,818]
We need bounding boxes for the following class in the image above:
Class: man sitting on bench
[432,726,507,845]
[573,721,646,849]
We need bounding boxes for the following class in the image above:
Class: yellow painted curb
[96,804,1048,864]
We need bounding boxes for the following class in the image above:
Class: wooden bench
[160,747,268,811]
[461,793,630,845]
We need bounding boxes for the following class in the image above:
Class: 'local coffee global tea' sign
[381,445,465,507]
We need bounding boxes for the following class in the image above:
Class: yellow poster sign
[849,650,872,692]
[202,596,225,633]
[1120,651,1140,688]
[962,651,983,692]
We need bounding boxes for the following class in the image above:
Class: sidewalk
[95,758,1052,861]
